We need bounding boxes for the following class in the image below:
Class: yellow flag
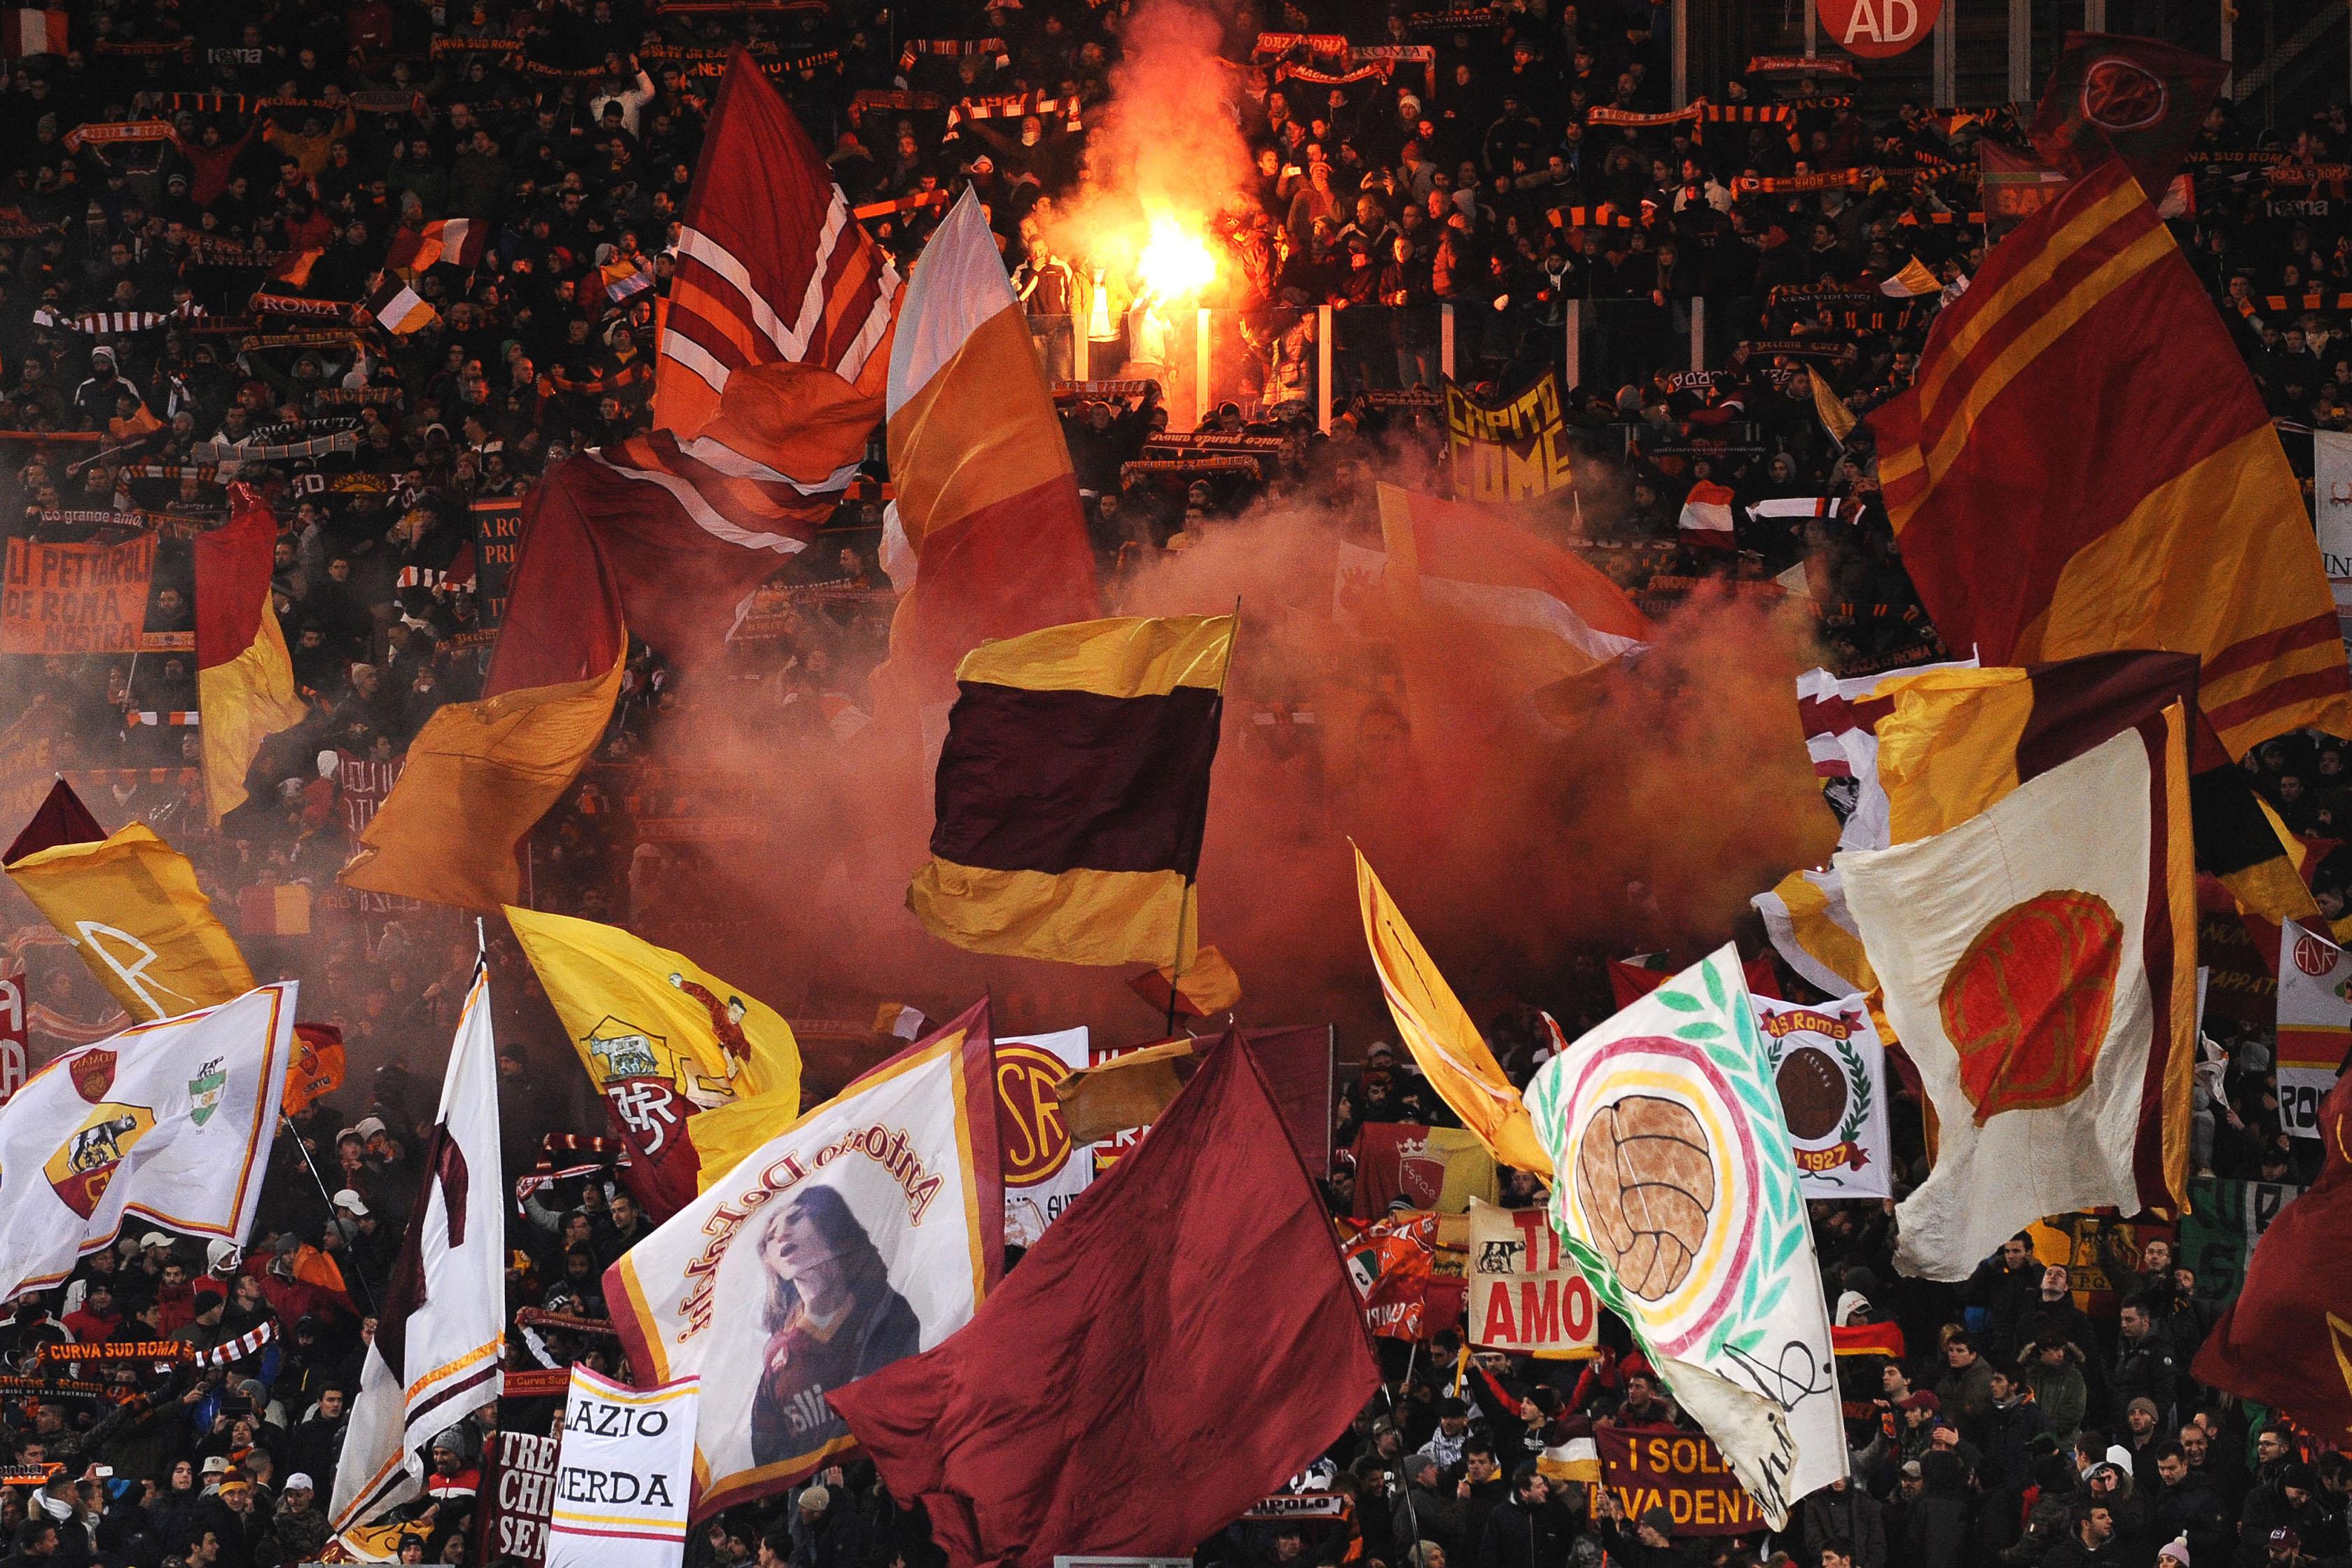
[5,817,254,1023]
[1809,366,1857,441]
[504,907,801,1210]
[1354,846,1552,1175]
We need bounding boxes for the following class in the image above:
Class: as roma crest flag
[0,983,293,1303]
[505,908,803,1216]
[1868,158,2351,760]
[910,615,1232,968]
[2191,1071,2352,1439]
[2028,33,2226,195]
[6,780,256,1022]
[829,1031,1380,1568]
[196,485,307,819]
[1837,653,2198,1280]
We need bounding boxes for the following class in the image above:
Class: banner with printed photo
[1523,947,1842,1530]
[544,1368,700,1568]
[1,536,157,655]
[1750,995,1891,1198]
[1442,371,1575,503]
[2276,918,2351,1139]
[996,1027,1091,1247]
[1465,1198,1599,1357]
[605,1001,1002,1518]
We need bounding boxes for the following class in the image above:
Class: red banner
[1,536,157,655]
[1595,1425,1773,1536]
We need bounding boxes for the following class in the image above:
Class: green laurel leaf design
[1654,990,1704,1013]
[1675,1022,1724,1041]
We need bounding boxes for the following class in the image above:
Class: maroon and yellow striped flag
[909,615,1231,967]
[1871,158,2352,759]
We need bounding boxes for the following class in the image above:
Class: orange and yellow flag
[1354,846,1552,1175]
[195,486,309,819]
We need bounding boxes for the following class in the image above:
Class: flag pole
[282,1113,381,1319]
[1164,602,1241,1037]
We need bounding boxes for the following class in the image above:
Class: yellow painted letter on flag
[4,782,254,1022]
[1355,846,1552,1174]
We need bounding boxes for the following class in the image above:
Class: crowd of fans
[0,0,2346,1566]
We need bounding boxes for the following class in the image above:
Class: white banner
[2277,920,2350,1139]
[605,1004,999,1516]
[0,960,25,1106]
[0,982,293,1301]
[1751,995,1893,1198]
[544,1368,700,1568]
[1465,1197,1600,1357]
[996,1027,1092,1247]
[2315,430,2352,627]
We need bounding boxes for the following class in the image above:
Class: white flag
[544,1367,700,1568]
[1521,948,1843,1528]
[2276,919,2351,1139]
[604,1001,1002,1517]
[1751,994,1893,1200]
[333,966,506,1530]
[997,1027,1092,1248]
[0,983,294,1302]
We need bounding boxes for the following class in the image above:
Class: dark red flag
[2191,1073,2352,1441]
[4,779,106,864]
[2028,32,2227,197]
[829,1029,1380,1568]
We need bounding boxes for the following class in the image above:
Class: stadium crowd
[0,0,2346,1567]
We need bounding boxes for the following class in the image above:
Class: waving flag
[386,218,487,273]
[0,983,293,1303]
[1677,480,1737,550]
[1522,948,1843,1529]
[195,485,308,819]
[655,52,897,438]
[909,615,1231,967]
[1369,484,1652,687]
[1838,654,2198,1279]
[1869,158,2351,758]
[880,188,1101,706]
[506,906,802,1215]
[332,965,506,1531]
[6,781,256,1022]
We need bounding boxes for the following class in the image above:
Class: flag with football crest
[1523,948,1842,1529]
[0,984,296,1303]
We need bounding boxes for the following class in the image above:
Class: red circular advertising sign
[1817,0,1941,59]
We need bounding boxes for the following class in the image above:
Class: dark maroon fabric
[4,779,108,865]
[929,682,1222,875]
[830,1029,1378,1568]
[2192,1071,2352,1439]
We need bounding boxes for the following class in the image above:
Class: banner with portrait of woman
[605,1000,1004,1518]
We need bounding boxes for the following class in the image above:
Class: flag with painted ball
[1838,655,2199,1282]
[543,1368,700,1568]
[1750,995,1892,1200]
[0,983,294,1303]
[604,1001,1002,1518]
[995,1027,1093,1247]
[1522,946,1843,1529]
[2275,918,2351,1140]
